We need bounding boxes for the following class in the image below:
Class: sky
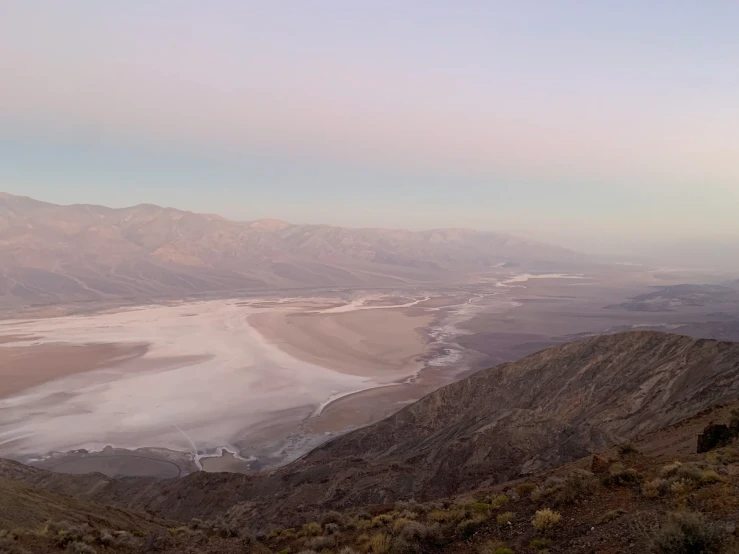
[1,1,738,255]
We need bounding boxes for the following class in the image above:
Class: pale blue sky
[1,1,737,252]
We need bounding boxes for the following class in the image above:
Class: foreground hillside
[3,332,739,535]
[0,193,581,308]
[2,401,739,553]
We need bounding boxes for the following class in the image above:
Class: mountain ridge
[0,192,583,309]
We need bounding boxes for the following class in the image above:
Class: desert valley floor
[1,268,737,478]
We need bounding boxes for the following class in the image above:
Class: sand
[248,308,433,381]
[0,341,148,398]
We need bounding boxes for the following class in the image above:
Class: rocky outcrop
[4,331,739,529]
[697,424,734,453]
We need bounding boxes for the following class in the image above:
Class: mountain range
[0,193,582,309]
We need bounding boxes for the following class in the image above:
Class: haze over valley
[1,194,738,477]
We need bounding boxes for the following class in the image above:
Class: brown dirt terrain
[1,402,738,553]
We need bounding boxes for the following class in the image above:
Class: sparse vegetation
[321,511,345,526]
[603,462,643,487]
[649,511,727,554]
[305,535,336,550]
[300,522,322,537]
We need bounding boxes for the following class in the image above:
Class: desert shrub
[529,538,551,550]
[650,511,727,554]
[660,461,683,477]
[490,494,509,508]
[321,511,345,526]
[715,447,739,464]
[470,502,491,515]
[300,522,322,537]
[267,528,284,540]
[550,470,598,505]
[0,533,29,554]
[597,508,626,524]
[394,499,421,513]
[368,533,391,554]
[670,478,695,496]
[604,465,643,487]
[398,521,440,544]
[371,514,394,528]
[55,526,89,548]
[188,518,204,530]
[296,551,318,554]
[353,519,373,531]
[397,510,419,521]
[304,535,336,550]
[107,531,138,549]
[97,531,114,546]
[276,549,290,554]
[391,536,416,554]
[532,509,562,532]
[699,469,724,484]
[676,463,706,483]
[208,515,240,537]
[493,549,514,554]
[391,518,413,533]
[642,478,667,498]
[427,509,465,523]
[618,442,639,456]
[457,515,486,538]
[730,408,739,431]
[339,548,360,554]
[497,512,515,526]
[67,542,96,554]
[542,476,565,491]
[280,528,296,539]
[324,523,340,535]
[515,482,537,498]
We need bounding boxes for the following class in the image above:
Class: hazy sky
[1,1,738,253]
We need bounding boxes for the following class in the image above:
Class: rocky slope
[4,331,738,531]
[0,192,582,308]
[2,396,739,554]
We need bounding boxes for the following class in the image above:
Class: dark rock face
[4,331,739,530]
[697,424,735,453]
